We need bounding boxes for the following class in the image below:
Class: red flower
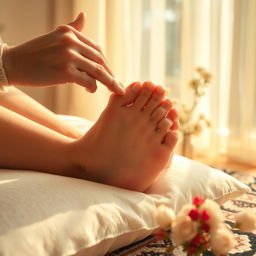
[189,209,200,221]
[154,228,165,241]
[187,246,197,255]
[202,242,210,249]
[201,210,210,221]
[202,223,210,232]
[190,234,202,246]
[193,196,205,206]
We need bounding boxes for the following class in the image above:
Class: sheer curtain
[182,0,256,163]
[52,0,110,121]
[228,0,256,163]
[54,0,255,164]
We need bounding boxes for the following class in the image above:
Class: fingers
[72,69,97,93]
[74,40,114,76]
[68,12,86,32]
[62,15,124,95]
[73,52,124,94]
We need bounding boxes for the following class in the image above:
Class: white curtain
[227,0,256,163]
[181,0,256,163]
[53,0,255,164]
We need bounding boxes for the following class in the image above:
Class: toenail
[142,86,153,94]
[155,86,164,94]
[165,118,173,126]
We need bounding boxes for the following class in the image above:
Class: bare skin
[2,12,124,95]
[0,82,178,192]
[70,81,179,192]
[0,86,82,139]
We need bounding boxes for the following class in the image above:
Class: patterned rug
[109,170,256,256]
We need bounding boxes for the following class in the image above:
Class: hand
[2,12,124,95]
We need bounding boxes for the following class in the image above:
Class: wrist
[2,45,16,85]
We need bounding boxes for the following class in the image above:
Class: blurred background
[0,0,255,166]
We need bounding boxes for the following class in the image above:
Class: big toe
[132,81,155,111]
[109,81,142,107]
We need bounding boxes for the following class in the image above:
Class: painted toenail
[166,118,173,127]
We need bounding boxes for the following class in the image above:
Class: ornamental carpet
[108,170,256,256]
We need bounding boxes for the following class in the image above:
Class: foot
[71,81,179,192]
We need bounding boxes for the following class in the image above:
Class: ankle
[66,140,88,180]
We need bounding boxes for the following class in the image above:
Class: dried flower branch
[174,67,212,136]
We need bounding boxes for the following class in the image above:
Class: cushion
[0,170,164,256]
[0,116,250,256]
[146,154,250,212]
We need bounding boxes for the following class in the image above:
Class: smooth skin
[0,86,82,139]
[71,81,179,192]
[0,82,179,192]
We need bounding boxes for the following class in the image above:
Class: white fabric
[0,116,250,255]
[0,156,249,256]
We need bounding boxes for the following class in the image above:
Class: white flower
[210,227,235,254]
[155,205,175,229]
[179,204,194,217]
[171,214,198,245]
[199,199,224,230]
[235,210,256,232]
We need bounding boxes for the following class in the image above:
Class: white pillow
[146,154,250,212]
[0,170,164,256]
[0,116,250,256]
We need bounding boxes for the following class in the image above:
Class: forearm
[0,106,76,175]
[0,86,83,139]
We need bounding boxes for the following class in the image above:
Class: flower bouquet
[155,197,256,256]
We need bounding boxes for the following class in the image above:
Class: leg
[71,81,179,192]
[0,106,74,175]
[0,86,82,139]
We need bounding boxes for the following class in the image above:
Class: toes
[150,99,173,124]
[132,81,155,110]
[157,118,173,133]
[166,108,179,130]
[109,81,141,107]
[163,131,179,149]
[120,81,142,106]
[143,86,165,113]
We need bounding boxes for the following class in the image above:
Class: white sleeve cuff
[0,43,9,93]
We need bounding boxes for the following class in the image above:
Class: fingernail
[114,79,125,95]
[116,85,125,95]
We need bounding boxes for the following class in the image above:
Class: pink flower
[171,215,198,245]
[180,204,194,216]
[199,199,224,230]
[235,210,256,232]
[189,209,200,221]
[210,228,235,254]
[193,196,205,207]
[155,205,175,229]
